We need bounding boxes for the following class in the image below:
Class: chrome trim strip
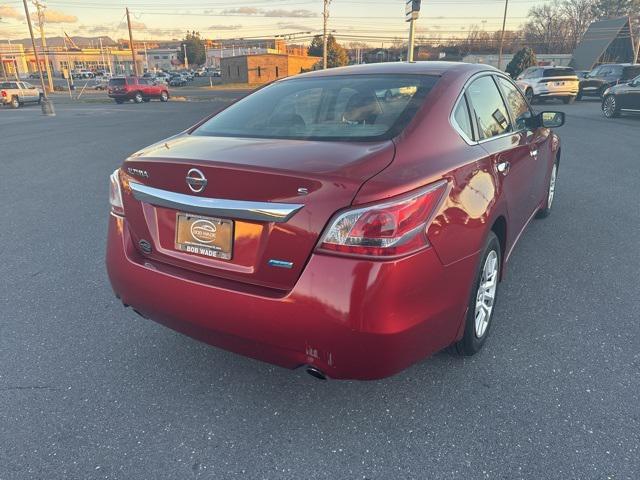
[130,182,304,223]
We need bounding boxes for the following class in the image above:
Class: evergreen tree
[506,47,538,78]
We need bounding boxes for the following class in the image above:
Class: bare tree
[560,0,597,49]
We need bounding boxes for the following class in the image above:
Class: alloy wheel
[474,250,498,338]
[603,96,616,117]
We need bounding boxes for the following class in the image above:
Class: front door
[466,74,538,236]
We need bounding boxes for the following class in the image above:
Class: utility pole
[497,0,509,70]
[183,43,189,69]
[33,0,54,92]
[322,0,331,69]
[126,7,139,76]
[22,0,54,115]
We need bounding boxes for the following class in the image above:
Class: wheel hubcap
[548,164,557,208]
[475,250,498,338]
[604,97,615,116]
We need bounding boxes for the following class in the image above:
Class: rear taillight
[109,169,125,216]
[1,91,6,97]
[317,180,448,258]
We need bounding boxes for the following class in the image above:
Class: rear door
[466,74,538,237]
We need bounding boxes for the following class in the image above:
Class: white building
[141,48,179,72]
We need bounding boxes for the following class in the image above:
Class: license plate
[175,213,233,260]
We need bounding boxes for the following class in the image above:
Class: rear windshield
[193,74,439,142]
[0,82,18,89]
[622,66,640,80]
[543,68,575,78]
[108,78,126,86]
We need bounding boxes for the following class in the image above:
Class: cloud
[263,9,317,18]
[209,24,242,31]
[44,9,78,23]
[129,20,147,30]
[0,4,23,20]
[220,7,259,15]
[220,7,317,18]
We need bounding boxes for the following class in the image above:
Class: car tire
[10,96,20,109]
[143,98,151,103]
[536,159,558,219]
[133,92,143,103]
[575,92,582,101]
[602,95,620,118]
[452,231,501,356]
[562,96,576,104]
[160,91,169,102]
[115,99,124,104]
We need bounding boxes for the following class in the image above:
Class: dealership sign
[405,0,421,21]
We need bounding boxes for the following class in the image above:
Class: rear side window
[0,82,17,89]
[543,68,575,77]
[453,95,474,141]
[622,67,640,80]
[108,78,126,87]
[466,76,511,140]
[496,77,530,131]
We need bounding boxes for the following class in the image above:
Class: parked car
[168,75,187,87]
[107,76,169,104]
[578,63,640,100]
[72,69,95,79]
[0,81,42,108]
[92,78,109,90]
[194,67,206,77]
[106,62,565,380]
[516,66,579,104]
[602,74,640,118]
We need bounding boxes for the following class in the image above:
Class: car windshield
[108,78,126,86]
[543,68,575,77]
[193,74,439,142]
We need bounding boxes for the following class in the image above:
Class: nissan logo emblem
[186,168,207,193]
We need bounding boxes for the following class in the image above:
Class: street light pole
[22,0,54,115]
[183,43,189,69]
[497,0,509,70]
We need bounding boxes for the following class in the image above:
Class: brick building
[220,53,320,84]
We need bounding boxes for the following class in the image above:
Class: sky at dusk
[1,0,553,42]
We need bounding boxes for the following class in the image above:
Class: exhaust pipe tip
[305,366,327,380]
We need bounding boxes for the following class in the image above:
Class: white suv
[516,66,579,104]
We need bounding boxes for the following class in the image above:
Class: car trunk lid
[120,134,395,291]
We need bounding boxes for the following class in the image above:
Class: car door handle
[497,161,510,174]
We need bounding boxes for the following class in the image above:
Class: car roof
[288,61,497,80]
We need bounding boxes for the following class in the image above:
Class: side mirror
[539,111,565,128]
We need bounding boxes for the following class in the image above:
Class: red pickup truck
[108,77,169,104]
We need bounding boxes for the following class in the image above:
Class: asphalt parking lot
[1,97,639,480]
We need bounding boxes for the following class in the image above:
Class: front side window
[466,76,511,140]
[496,76,530,131]
[193,74,439,142]
[622,67,640,80]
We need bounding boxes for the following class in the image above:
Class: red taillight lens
[317,180,448,258]
[109,169,125,216]
[1,91,6,97]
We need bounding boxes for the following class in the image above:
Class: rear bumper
[106,214,476,379]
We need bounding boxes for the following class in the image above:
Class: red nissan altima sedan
[106,62,565,380]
